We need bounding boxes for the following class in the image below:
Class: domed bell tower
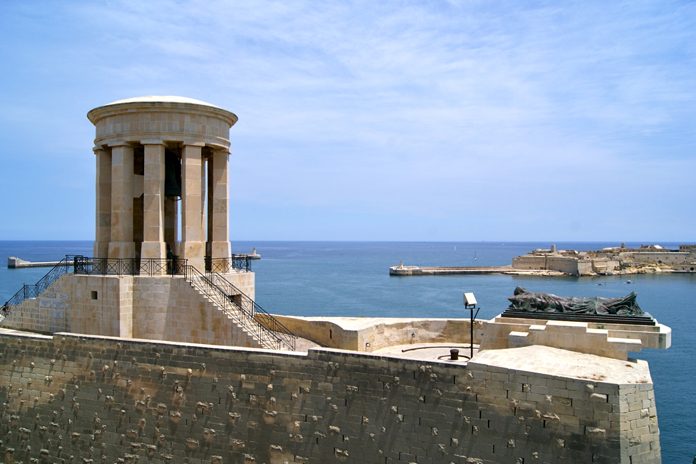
[87,96,238,272]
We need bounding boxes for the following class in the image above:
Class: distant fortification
[512,243,696,276]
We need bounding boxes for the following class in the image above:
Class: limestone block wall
[480,316,671,356]
[511,256,583,275]
[622,251,690,266]
[0,332,660,463]
[618,383,660,462]
[512,255,546,269]
[356,319,484,351]
[224,271,255,301]
[512,250,696,274]
[269,317,360,349]
[545,256,581,275]
[506,321,642,360]
[271,316,486,352]
[0,275,72,334]
[65,275,134,337]
[590,259,620,274]
[130,276,257,347]
[3,272,259,348]
[618,251,696,272]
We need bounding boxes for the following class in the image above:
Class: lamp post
[464,292,480,359]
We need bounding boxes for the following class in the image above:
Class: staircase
[1,256,73,321]
[183,265,297,351]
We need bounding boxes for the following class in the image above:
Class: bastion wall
[511,256,581,274]
[511,255,546,270]
[623,251,694,268]
[0,331,660,464]
[512,250,696,275]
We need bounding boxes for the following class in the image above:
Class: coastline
[389,263,694,277]
[391,243,696,277]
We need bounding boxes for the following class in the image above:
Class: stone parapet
[480,315,671,359]
[270,315,487,352]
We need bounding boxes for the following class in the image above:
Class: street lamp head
[464,292,477,308]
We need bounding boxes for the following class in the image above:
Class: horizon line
[0,239,692,244]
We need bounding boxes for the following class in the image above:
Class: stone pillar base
[141,242,167,275]
[209,240,231,260]
[94,241,109,259]
[180,241,205,271]
[108,241,135,260]
[141,241,166,259]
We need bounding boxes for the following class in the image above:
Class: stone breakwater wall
[0,332,659,463]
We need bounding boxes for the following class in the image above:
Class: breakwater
[389,264,564,276]
[7,257,71,269]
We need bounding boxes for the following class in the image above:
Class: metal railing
[184,265,296,351]
[206,270,296,349]
[72,255,250,276]
[2,255,186,316]
[205,255,252,273]
[2,256,73,316]
[73,256,188,276]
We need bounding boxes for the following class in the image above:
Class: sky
[0,0,695,242]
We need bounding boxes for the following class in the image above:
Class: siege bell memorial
[88,96,237,270]
[0,97,672,463]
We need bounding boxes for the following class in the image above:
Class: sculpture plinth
[501,287,656,325]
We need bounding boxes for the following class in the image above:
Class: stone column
[94,147,112,258]
[140,141,166,265]
[180,143,205,270]
[209,148,231,261]
[108,143,135,259]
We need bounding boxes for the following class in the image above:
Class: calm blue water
[1,240,694,461]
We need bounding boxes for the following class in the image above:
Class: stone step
[187,279,269,348]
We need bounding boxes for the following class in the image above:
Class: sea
[0,240,693,461]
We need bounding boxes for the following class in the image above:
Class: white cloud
[1,0,695,239]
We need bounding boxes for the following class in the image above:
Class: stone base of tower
[1,272,256,346]
[209,240,231,259]
[180,241,206,272]
[93,241,109,259]
[140,241,166,260]
[108,241,135,259]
